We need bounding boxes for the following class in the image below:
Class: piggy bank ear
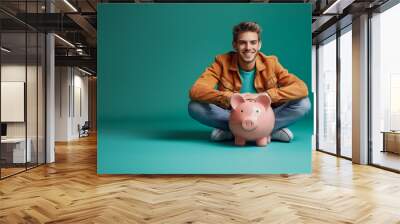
[230,93,245,109]
[256,93,271,109]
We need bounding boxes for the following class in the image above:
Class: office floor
[0,167,25,177]
[372,150,400,170]
[1,163,44,179]
[0,134,400,223]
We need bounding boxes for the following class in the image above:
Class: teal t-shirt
[239,67,257,93]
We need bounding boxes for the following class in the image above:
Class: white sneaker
[210,128,233,141]
[271,128,293,142]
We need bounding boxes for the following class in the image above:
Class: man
[188,22,311,142]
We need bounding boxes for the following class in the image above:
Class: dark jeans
[188,97,311,132]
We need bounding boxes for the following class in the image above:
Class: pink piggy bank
[229,93,275,147]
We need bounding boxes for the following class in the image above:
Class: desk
[1,138,31,163]
[381,131,400,154]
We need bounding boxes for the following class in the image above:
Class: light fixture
[76,48,85,55]
[322,0,354,15]
[1,47,11,53]
[322,0,343,14]
[63,0,78,12]
[78,67,93,76]
[54,34,75,48]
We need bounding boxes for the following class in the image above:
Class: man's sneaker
[210,128,233,141]
[271,128,293,142]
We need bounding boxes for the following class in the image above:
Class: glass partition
[0,1,46,179]
[1,31,28,177]
[38,32,45,165]
[339,27,352,158]
[371,3,400,171]
[317,35,337,155]
[27,30,38,169]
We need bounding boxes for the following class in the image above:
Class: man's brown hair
[232,22,262,42]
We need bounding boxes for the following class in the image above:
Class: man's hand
[242,93,257,100]
[238,93,271,103]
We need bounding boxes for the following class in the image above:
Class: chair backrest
[82,121,90,129]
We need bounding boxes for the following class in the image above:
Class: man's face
[233,31,262,65]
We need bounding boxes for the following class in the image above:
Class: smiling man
[188,22,311,142]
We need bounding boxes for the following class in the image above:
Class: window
[317,35,337,154]
[339,27,352,158]
[371,2,400,171]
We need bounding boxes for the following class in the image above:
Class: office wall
[55,67,89,141]
[1,63,45,169]
[55,67,69,141]
[88,77,97,131]
[1,64,42,139]
[73,72,89,137]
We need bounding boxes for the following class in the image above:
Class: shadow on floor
[151,130,211,141]
[102,124,273,147]
[149,130,266,147]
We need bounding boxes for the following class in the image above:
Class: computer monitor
[1,123,7,137]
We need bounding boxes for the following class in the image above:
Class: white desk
[1,138,31,163]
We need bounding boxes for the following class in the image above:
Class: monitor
[1,123,7,137]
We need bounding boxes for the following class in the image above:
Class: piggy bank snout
[242,118,256,131]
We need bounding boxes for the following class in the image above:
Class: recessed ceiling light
[78,67,93,76]
[1,47,11,53]
[54,34,75,48]
[322,0,353,15]
[63,0,78,12]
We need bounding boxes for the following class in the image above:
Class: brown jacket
[189,52,309,109]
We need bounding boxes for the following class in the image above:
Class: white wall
[1,65,25,81]
[55,67,89,141]
[1,64,46,164]
[55,66,70,141]
[1,65,41,137]
[1,65,27,141]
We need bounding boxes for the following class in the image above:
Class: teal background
[98,3,313,174]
